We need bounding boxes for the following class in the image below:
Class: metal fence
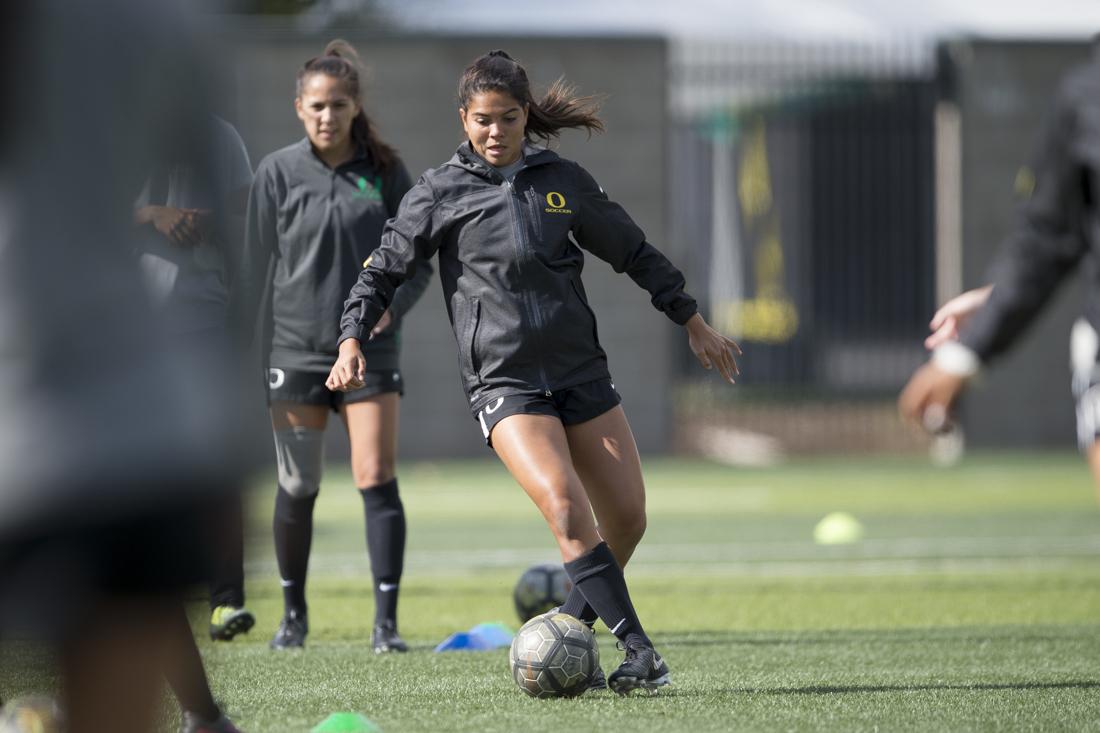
[668,41,941,456]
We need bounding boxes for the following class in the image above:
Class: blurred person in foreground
[133,113,258,646]
[899,40,1100,499]
[0,2,252,731]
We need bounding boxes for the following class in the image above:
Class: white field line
[245,535,1100,578]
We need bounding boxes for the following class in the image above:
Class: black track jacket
[961,49,1100,362]
[340,142,698,410]
[244,139,433,373]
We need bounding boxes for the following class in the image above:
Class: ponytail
[458,50,604,144]
[297,39,397,171]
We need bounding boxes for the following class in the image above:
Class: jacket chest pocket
[524,188,574,258]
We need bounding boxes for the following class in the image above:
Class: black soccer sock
[559,586,599,628]
[563,541,651,648]
[208,491,246,609]
[360,478,406,626]
[273,487,316,615]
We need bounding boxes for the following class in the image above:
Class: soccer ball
[512,563,571,622]
[0,695,64,733]
[509,612,599,698]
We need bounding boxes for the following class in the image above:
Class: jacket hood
[444,141,561,181]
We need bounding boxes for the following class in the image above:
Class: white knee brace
[273,426,325,498]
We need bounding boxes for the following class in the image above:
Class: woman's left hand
[685,313,742,384]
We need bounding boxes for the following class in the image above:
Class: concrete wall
[217,25,675,458]
[947,40,1090,447]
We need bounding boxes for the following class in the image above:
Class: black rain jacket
[961,49,1100,362]
[243,139,433,373]
[340,142,697,410]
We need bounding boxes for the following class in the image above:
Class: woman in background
[244,40,432,653]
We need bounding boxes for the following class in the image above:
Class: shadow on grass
[726,680,1100,695]
[659,627,1100,648]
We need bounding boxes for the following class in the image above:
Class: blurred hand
[685,313,742,384]
[925,285,993,350]
[369,309,394,339]
[136,205,212,247]
[326,338,366,392]
[898,362,969,433]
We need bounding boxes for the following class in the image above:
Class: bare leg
[270,402,329,433]
[566,406,647,568]
[63,599,174,733]
[1086,441,1100,505]
[492,412,665,695]
[340,394,399,488]
[491,414,600,561]
[163,604,220,722]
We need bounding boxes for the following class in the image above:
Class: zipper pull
[544,389,552,398]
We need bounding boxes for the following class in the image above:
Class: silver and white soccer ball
[509,612,599,698]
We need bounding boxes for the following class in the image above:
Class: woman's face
[460,90,528,167]
[295,73,359,155]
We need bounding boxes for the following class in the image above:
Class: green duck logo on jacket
[353,175,383,201]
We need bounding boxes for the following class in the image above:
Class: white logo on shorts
[268,368,286,389]
[478,397,505,439]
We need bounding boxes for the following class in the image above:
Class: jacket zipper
[504,177,553,397]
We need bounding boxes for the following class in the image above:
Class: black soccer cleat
[269,609,308,650]
[608,641,670,696]
[209,605,255,642]
[587,665,608,692]
[371,619,408,654]
[179,709,242,733]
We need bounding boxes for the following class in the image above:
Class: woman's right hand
[135,205,211,247]
[685,312,742,384]
[326,338,366,392]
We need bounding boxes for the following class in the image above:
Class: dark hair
[297,39,396,170]
[458,50,604,144]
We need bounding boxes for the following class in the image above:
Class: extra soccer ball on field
[512,563,571,622]
[509,612,599,698]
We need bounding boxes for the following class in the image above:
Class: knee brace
[273,426,324,499]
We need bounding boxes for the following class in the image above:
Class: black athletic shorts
[267,366,403,411]
[473,377,621,446]
[0,495,212,640]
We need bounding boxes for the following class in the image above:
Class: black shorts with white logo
[473,378,622,446]
[267,366,403,412]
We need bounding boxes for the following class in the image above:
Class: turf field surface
[3,453,1099,731]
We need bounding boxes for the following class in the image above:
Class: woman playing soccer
[244,40,432,653]
[328,50,739,693]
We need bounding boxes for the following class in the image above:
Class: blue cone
[434,621,514,652]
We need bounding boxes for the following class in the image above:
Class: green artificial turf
[3,453,1099,731]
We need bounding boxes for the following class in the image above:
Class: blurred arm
[959,78,1090,364]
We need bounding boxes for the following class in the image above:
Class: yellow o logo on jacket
[546,191,566,209]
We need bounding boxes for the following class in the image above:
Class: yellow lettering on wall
[711,298,799,343]
[738,120,773,220]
